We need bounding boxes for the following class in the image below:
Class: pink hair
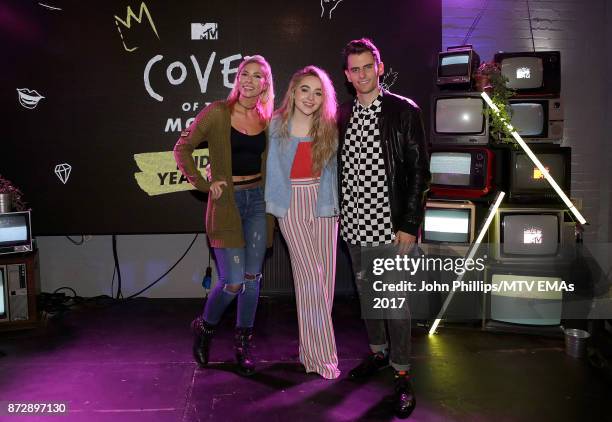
[226,55,275,122]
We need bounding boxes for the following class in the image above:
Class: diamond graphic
[54,163,72,184]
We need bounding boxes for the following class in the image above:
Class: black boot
[191,316,215,367]
[393,371,416,419]
[348,351,389,379]
[234,327,256,376]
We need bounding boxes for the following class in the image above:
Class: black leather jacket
[337,90,431,236]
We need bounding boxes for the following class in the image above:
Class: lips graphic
[17,88,45,109]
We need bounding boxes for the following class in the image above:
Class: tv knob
[476,153,484,160]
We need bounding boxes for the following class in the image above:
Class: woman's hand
[209,181,227,200]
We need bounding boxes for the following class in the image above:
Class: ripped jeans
[203,186,267,328]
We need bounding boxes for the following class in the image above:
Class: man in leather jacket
[337,38,430,419]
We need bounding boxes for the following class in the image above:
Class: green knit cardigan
[173,101,274,248]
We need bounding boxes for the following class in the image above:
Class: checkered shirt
[340,94,394,246]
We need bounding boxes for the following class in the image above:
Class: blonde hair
[227,55,275,121]
[275,66,338,174]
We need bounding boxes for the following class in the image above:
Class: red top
[290,141,320,179]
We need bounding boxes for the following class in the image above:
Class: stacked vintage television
[0,211,34,325]
[421,45,575,331]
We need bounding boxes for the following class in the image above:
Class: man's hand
[394,230,416,255]
[209,181,227,200]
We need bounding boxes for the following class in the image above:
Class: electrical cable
[202,248,212,296]
[39,287,117,319]
[65,236,84,245]
[526,0,537,52]
[109,266,116,299]
[125,233,199,299]
[112,235,123,299]
[53,286,78,297]
[462,0,491,45]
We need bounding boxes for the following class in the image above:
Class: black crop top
[230,127,266,176]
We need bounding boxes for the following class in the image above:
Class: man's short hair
[342,38,381,70]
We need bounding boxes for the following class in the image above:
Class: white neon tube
[428,191,506,335]
[480,92,587,225]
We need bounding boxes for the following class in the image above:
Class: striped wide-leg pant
[277,178,340,380]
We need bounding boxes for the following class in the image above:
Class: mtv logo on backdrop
[191,23,218,40]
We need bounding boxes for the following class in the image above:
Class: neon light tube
[481,92,586,225]
[429,191,506,335]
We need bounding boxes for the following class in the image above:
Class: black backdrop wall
[2,0,441,235]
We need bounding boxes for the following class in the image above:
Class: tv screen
[513,153,566,191]
[431,152,472,186]
[424,208,471,243]
[501,57,544,90]
[502,214,559,256]
[510,103,544,136]
[439,53,470,77]
[0,214,29,246]
[490,273,562,325]
[0,269,6,320]
[435,97,485,134]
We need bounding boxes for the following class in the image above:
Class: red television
[429,146,495,199]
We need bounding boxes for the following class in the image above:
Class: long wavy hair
[227,55,275,122]
[275,66,338,174]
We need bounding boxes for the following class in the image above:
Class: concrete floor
[0,296,609,421]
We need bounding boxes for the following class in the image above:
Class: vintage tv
[494,51,561,97]
[0,263,30,322]
[431,92,489,145]
[490,206,575,264]
[0,267,8,322]
[0,211,33,255]
[505,98,563,143]
[436,45,481,87]
[419,200,476,256]
[506,146,571,203]
[429,146,495,199]
[483,263,570,326]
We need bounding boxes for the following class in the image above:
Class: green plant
[0,174,27,211]
[475,62,516,145]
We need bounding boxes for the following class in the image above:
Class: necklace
[237,100,257,111]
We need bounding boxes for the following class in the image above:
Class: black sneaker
[393,372,416,419]
[348,352,389,379]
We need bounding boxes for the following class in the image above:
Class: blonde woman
[174,55,274,376]
[266,66,340,379]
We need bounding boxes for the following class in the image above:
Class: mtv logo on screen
[523,227,543,244]
[517,67,531,79]
[191,23,218,40]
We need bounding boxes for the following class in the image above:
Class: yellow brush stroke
[114,2,160,39]
[134,172,194,196]
[133,148,209,196]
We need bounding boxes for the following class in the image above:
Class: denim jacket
[265,117,339,218]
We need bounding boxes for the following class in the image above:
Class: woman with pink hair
[265,66,340,379]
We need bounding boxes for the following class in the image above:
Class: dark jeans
[348,242,412,371]
[203,186,267,328]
